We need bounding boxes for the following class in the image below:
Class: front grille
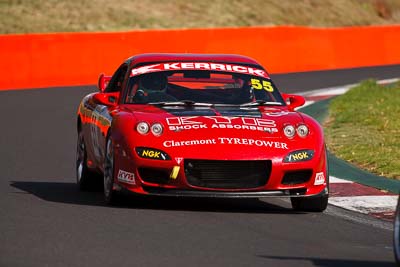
[184,159,271,189]
[138,168,169,184]
[281,170,312,185]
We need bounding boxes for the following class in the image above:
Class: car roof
[127,53,264,69]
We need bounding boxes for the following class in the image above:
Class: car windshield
[125,68,285,106]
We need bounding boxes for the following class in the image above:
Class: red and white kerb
[130,62,269,79]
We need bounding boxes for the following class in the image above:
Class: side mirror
[281,93,306,111]
[98,73,111,92]
[93,92,120,107]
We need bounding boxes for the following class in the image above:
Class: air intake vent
[282,170,312,185]
[184,159,271,189]
[138,168,169,184]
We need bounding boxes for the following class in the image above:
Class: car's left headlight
[296,124,309,138]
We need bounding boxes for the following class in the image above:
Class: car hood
[122,105,307,160]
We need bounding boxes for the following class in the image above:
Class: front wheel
[104,137,120,205]
[76,129,98,191]
[291,194,328,212]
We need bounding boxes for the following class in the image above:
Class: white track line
[377,78,400,85]
[298,78,400,216]
[329,176,353,184]
[329,195,399,214]
[297,77,400,98]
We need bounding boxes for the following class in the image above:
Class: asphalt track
[1,64,400,267]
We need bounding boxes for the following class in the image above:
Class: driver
[134,72,176,102]
[139,72,168,93]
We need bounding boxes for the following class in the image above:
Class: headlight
[151,123,163,136]
[136,122,150,135]
[297,124,309,138]
[283,125,296,138]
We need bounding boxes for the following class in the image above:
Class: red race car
[76,53,329,211]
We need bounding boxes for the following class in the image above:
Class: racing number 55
[251,78,274,92]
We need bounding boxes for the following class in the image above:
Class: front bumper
[113,138,328,198]
[114,184,328,199]
[139,187,313,198]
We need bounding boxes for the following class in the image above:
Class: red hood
[121,104,306,160]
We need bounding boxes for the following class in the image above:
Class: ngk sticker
[131,62,269,78]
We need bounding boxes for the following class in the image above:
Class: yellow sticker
[251,79,274,92]
[170,166,180,179]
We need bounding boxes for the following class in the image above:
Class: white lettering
[165,116,278,133]
[163,141,172,147]
[205,116,236,124]
[195,63,210,70]
[210,63,225,71]
[232,65,247,73]
[131,64,161,75]
[164,138,288,149]
[241,117,257,126]
[130,62,269,78]
[255,118,276,127]
[255,140,263,146]
[163,63,180,70]
[181,62,194,69]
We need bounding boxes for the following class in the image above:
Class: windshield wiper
[240,100,283,107]
[149,100,214,107]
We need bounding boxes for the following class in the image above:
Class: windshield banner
[130,62,269,78]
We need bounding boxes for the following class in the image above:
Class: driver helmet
[138,72,168,93]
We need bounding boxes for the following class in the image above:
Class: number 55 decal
[251,78,274,92]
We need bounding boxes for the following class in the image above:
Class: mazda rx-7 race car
[76,53,329,211]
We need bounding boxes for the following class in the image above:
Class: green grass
[1,0,400,34]
[324,80,400,179]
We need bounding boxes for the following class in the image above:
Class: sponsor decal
[166,116,278,133]
[117,170,135,185]
[175,157,183,164]
[130,62,269,79]
[314,172,325,186]
[170,166,180,180]
[250,78,274,92]
[164,139,216,147]
[135,147,171,160]
[163,137,288,149]
[283,149,314,163]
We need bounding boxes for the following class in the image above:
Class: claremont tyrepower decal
[163,138,288,149]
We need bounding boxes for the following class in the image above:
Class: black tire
[104,136,120,205]
[292,148,330,212]
[76,129,98,191]
[291,194,328,212]
[394,197,400,265]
